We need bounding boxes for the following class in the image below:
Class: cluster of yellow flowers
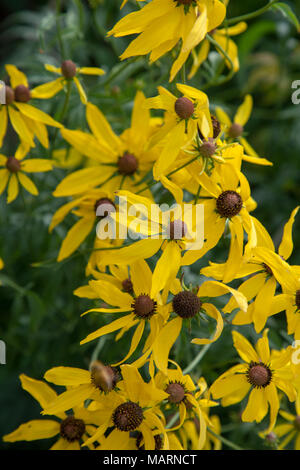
[2,0,300,451]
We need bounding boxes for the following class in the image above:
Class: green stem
[182,343,211,375]
[135,154,200,195]
[226,0,278,25]
[56,0,66,59]
[50,80,72,152]
[181,62,186,85]
[207,427,245,451]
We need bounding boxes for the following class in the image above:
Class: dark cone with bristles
[60,416,86,442]
[61,60,77,79]
[172,290,202,319]
[199,138,217,158]
[168,220,187,240]
[14,85,31,103]
[118,152,138,175]
[246,362,272,388]
[113,402,144,431]
[175,97,194,120]
[216,190,243,218]
[6,156,21,173]
[165,382,186,404]
[132,294,157,319]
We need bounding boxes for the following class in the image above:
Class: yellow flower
[2,374,102,450]
[189,22,248,78]
[77,364,170,450]
[94,189,203,295]
[0,143,53,203]
[153,364,217,449]
[41,362,121,416]
[210,330,297,434]
[49,188,118,262]
[215,206,300,332]
[181,165,257,270]
[54,91,158,197]
[273,395,300,450]
[78,259,168,366]
[215,94,272,166]
[1,65,63,148]
[108,0,226,81]
[150,278,247,373]
[145,83,212,179]
[31,61,105,104]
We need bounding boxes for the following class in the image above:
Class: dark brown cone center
[61,60,77,79]
[118,152,138,175]
[14,85,31,103]
[165,382,186,404]
[175,0,193,5]
[174,97,194,120]
[113,401,144,431]
[122,278,133,293]
[228,123,244,138]
[6,156,21,173]
[132,294,156,319]
[216,190,243,218]
[172,290,202,319]
[247,362,272,388]
[60,416,86,442]
[199,138,217,158]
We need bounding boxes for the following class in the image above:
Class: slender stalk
[135,154,200,195]
[226,0,278,25]
[183,343,211,375]
[50,80,72,152]
[207,427,245,451]
[55,0,66,60]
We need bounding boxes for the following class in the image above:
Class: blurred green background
[0,0,299,450]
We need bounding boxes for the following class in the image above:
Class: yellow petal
[191,303,223,345]
[278,206,299,261]
[14,102,63,128]
[21,159,53,173]
[152,317,182,373]
[80,313,135,345]
[30,78,64,99]
[151,242,181,298]
[3,420,59,442]
[7,174,19,203]
[42,383,93,415]
[242,388,268,423]
[0,106,8,147]
[44,367,90,386]
[20,374,60,410]
[73,76,87,104]
[8,106,34,146]
[18,172,38,196]
[232,330,258,363]
[5,64,28,88]
[79,67,105,75]
[234,95,253,126]
[57,216,95,261]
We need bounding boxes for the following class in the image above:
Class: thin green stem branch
[226,0,278,25]
[207,427,245,451]
[182,343,211,375]
[55,0,66,59]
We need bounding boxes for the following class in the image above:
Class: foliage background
[0,0,299,450]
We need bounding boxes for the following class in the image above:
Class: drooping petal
[18,172,38,196]
[44,367,90,386]
[278,206,299,261]
[3,420,59,442]
[57,216,95,262]
[80,313,136,345]
[30,78,64,99]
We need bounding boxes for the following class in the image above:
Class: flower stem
[183,343,211,375]
[207,427,246,451]
[55,0,66,60]
[226,0,278,25]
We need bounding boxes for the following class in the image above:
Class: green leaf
[271,2,300,31]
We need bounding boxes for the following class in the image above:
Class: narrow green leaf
[271,3,300,31]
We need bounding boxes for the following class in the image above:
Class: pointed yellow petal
[30,78,64,99]
[44,367,90,386]
[234,95,253,126]
[18,172,38,196]
[278,206,300,261]
[3,420,59,442]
